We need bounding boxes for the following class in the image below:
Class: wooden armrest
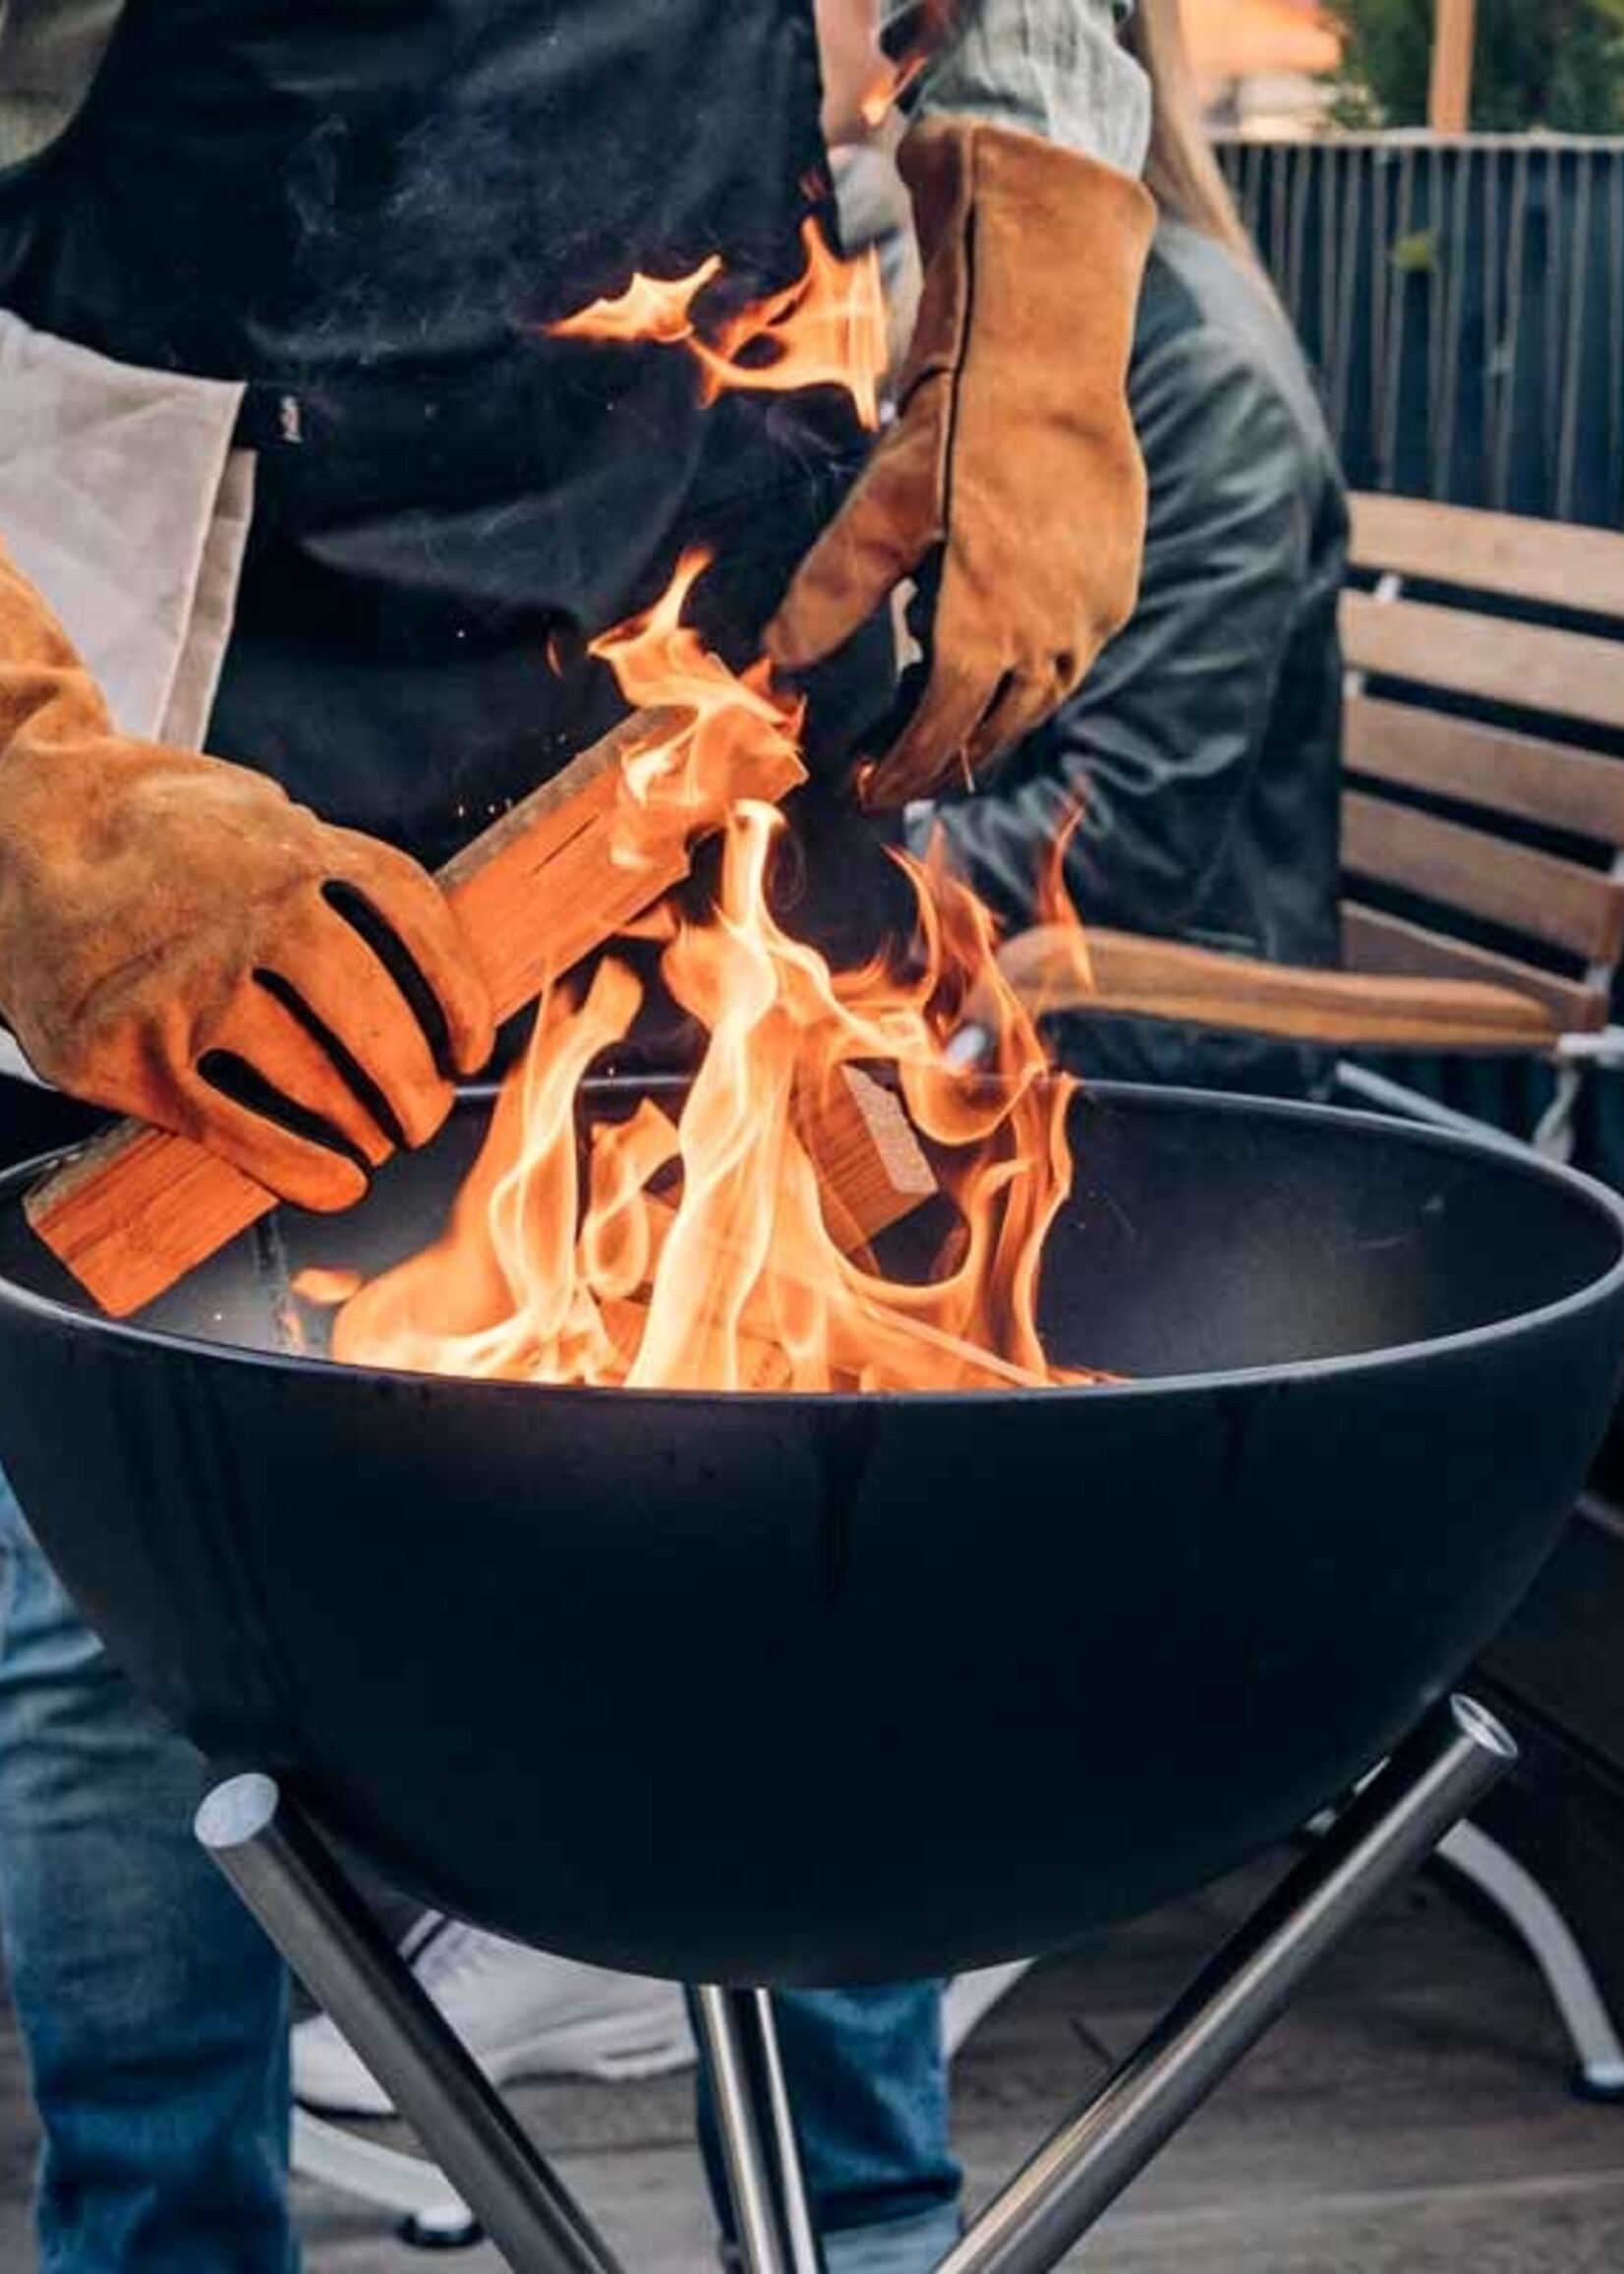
[997,925,1563,1054]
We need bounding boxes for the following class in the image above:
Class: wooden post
[1428,0,1477,135]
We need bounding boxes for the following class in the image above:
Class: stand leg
[694,1987,826,2274]
[291,2111,481,2248]
[197,1773,622,2274]
[942,1695,1517,2274]
[1437,1821,1624,2101]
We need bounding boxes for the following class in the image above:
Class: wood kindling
[599,1296,795,1393]
[26,701,943,1319]
[794,1065,938,1258]
[26,708,764,1318]
[607,1078,937,1280]
[587,1113,1013,1392]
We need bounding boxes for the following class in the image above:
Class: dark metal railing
[1218,135,1624,535]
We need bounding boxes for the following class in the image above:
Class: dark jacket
[933,217,1348,1095]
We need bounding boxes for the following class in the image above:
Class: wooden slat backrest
[1350,496,1624,618]
[1340,496,1624,1039]
[1342,791,1624,964]
[1344,697,1624,845]
[1341,592,1624,733]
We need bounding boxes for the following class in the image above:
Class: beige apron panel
[0,311,251,739]
[0,311,254,1084]
[158,442,256,750]
[0,0,126,169]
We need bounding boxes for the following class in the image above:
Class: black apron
[0,0,884,868]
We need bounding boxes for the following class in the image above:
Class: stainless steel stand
[197,1774,623,2274]
[198,1693,1513,2274]
[941,1695,1515,2274]
[693,1988,825,2274]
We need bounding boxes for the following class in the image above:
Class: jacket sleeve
[915,0,1149,176]
[930,319,1315,948]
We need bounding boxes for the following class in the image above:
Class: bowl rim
[4,1079,1624,1410]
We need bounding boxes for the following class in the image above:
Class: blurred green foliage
[1324,0,1624,133]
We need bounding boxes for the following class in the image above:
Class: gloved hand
[767,117,1154,809]
[0,543,493,1210]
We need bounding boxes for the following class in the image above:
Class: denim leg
[698,1983,960,2245]
[0,1468,296,2274]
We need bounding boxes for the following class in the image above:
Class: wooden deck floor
[4,1852,1624,2270]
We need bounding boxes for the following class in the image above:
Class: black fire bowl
[1,1081,1621,1986]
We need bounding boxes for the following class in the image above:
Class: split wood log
[24,707,756,1319]
[993,924,1560,1053]
[624,1077,938,1269]
[795,1066,938,1256]
[27,712,942,1317]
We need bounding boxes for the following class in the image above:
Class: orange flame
[319,233,1099,1396]
[548,256,724,347]
[592,547,806,875]
[548,220,886,432]
[327,551,1098,1394]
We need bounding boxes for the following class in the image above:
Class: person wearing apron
[0,4,1151,2266]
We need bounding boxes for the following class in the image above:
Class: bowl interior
[2,1082,1620,1385]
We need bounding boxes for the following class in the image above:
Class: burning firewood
[24,222,1070,1392]
[25,707,705,1316]
[291,836,1019,1403]
[795,1065,938,1260]
[606,1089,937,1270]
[580,1108,939,1389]
[25,790,946,1327]
[497,1151,1043,1397]
[27,553,943,1320]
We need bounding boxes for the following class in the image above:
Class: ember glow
[549,219,887,432]
[311,223,1104,1394]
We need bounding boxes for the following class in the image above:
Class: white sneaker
[824,2203,963,2273]
[292,1916,697,2116]
[942,1960,1035,2060]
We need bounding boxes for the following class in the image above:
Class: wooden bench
[1002,494,1624,1157]
[1003,494,1624,2103]
[1339,496,1624,1110]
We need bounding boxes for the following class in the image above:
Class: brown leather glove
[767,118,1154,809]
[0,542,493,1210]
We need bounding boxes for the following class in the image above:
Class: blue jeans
[0,1465,958,2267]
[697,1988,960,2249]
[0,1471,296,2274]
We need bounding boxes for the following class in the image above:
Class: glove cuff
[899,113,1153,280]
[0,536,118,764]
[895,119,1153,411]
